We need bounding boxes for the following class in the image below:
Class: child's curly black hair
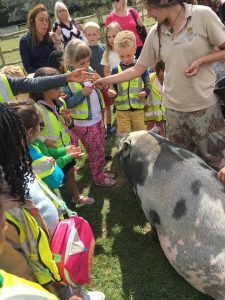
[0,103,33,203]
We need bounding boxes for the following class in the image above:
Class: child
[101,22,121,135]
[0,64,29,101]
[108,30,151,136]
[144,60,166,137]
[63,39,116,187]
[0,103,105,300]
[29,68,95,204]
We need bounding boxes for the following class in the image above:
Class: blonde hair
[64,39,91,65]
[54,1,71,23]
[0,65,26,78]
[83,21,100,32]
[114,30,136,50]
[103,22,122,65]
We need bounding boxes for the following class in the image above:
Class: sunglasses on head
[111,0,120,3]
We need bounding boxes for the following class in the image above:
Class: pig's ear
[121,140,131,158]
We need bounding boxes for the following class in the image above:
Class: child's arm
[64,84,93,109]
[103,65,111,77]
[7,70,94,96]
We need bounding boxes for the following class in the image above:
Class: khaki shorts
[166,102,225,170]
[116,110,145,134]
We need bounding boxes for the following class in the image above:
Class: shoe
[103,172,115,179]
[105,155,112,160]
[95,177,116,187]
[81,290,105,300]
[73,195,95,205]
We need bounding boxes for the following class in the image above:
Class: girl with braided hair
[95,0,225,173]
[0,103,105,300]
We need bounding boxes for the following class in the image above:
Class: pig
[118,130,225,300]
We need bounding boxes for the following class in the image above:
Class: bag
[129,9,148,44]
[50,216,95,287]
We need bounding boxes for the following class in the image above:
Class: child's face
[27,121,44,143]
[116,45,136,65]
[84,27,100,46]
[43,87,62,102]
[157,69,164,84]
[71,57,90,71]
[107,28,119,48]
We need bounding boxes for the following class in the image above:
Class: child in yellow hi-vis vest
[144,61,166,137]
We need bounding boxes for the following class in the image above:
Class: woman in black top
[53,1,87,47]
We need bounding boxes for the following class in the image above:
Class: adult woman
[97,0,225,171]
[19,4,61,74]
[53,1,86,47]
[105,0,146,58]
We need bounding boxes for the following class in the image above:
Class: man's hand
[66,69,95,83]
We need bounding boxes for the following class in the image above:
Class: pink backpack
[50,216,95,287]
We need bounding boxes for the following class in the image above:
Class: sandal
[74,195,95,205]
[95,177,116,187]
[103,172,115,179]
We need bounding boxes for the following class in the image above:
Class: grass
[60,135,213,300]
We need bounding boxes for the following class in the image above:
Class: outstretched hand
[66,69,95,83]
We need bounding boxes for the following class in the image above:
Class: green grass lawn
[60,135,213,300]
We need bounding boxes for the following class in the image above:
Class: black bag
[129,9,148,44]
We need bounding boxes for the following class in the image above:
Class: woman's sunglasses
[111,0,120,2]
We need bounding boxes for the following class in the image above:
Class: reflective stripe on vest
[144,73,166,122]
[0,75,16,103]
[0,270,58,300]
[5,209,61,285]
[114,65,144,110]
[31,145,55,179]
[37,103,71,148]
[68,81,105,120]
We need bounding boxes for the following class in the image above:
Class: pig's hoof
[145,229,159,242]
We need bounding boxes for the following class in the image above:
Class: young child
[63,39,116,187]
[0,64,29,101]
[29,68,95,204]
[144,60,166,137]
[108,30,151,136]
[101,22,121,135]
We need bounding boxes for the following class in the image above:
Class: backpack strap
[129,9,137,24]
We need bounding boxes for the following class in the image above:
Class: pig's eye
[122,141,131,158]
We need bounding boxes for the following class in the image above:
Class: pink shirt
[105,8,143,47]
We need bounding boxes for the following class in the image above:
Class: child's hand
[91,72,101,81]
[218,166,225,182]
[107,89,117,98]
[61,109,71,119]
[44,139,57,148]
[138,91,146,100]
[66,146,85,159]
[46,156,56,166]
[82,86,93,96]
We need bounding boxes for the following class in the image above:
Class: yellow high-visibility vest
[68,81,105,120]
[0,74,16,103]
[114,65,144,111]
[0,269,58,299]
[5,208,61,285]
[144,72,166,122]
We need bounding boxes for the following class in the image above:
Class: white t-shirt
[101,50,120,70]
[73,81,102,127]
